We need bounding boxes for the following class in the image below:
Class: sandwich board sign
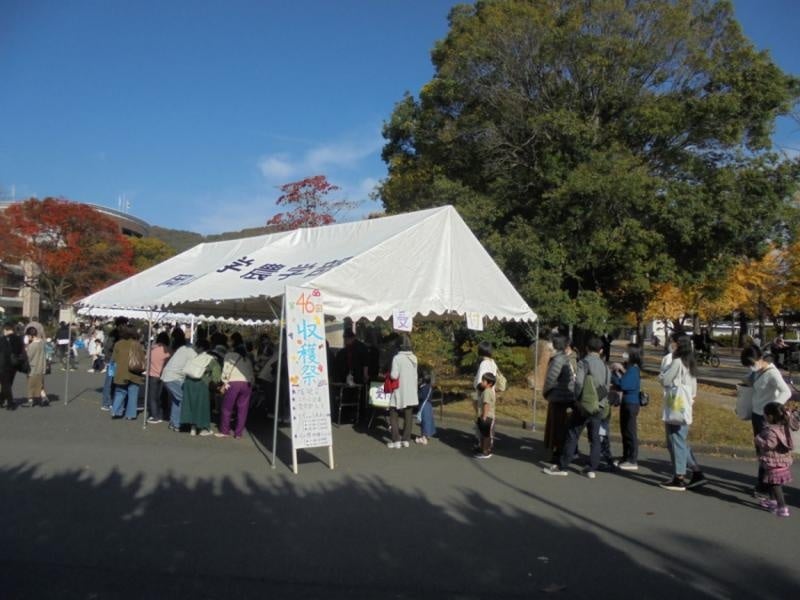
[285,285,334,474]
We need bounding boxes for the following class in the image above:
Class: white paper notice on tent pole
[392,309,413,332]
[466,312,484,331]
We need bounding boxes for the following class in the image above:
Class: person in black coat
[0,321,24,410]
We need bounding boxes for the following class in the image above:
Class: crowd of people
[538,331,797,517]
[2,315,797,515]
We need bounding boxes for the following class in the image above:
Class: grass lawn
[438,374,757,451]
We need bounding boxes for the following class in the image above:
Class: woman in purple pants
[216,344,255,438]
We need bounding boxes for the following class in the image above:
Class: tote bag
[663,363,691,425]
[735,384,753,420]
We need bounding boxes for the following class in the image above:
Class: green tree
[379,0,800,329]
[130,237,177,272]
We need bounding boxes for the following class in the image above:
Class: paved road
[1,367,798,599]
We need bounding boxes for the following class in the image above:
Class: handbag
[383,373,399,394]
[128,342,146,374]
[735,384,753,420]
[638,390,650,407]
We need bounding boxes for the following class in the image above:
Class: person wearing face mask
[611,345,642,471]
[740,344,792,498]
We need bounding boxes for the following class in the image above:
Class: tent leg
[530,321,539,431]
[63,346,70,406]
[271,310,285,469]
[143,317,153,430]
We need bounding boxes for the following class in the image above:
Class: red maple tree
[267,175,355,231]
[0,197,135,310]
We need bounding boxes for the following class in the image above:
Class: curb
[442,406,757,458]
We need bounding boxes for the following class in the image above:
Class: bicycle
[696,346,720,368]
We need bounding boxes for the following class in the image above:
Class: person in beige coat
[387,335,418,449]
[25,326,48,407]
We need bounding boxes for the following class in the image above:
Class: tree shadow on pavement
[1,461,797,600]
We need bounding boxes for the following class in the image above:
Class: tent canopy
[78,205,537,324]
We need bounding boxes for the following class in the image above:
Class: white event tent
[78,205,536,323]
[77,205,538,467]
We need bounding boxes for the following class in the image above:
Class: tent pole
[142,315,153,430]
[530,320,539,431]
[63,331,71,406]
[270,301,285,469]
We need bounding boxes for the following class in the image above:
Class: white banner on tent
[285,285,334,473]
[466,312,484,331]
[392,309,413,332]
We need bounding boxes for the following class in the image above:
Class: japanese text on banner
[285,286,332,450]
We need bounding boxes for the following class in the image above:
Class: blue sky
[1,0,798,235]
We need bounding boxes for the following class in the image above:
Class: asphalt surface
[1,364,799,599]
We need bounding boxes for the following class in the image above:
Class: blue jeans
[112,382,140,419]
[165,380,184,428]
[102,370,115,408]
[418,400,436,437]
[665,423,699,477]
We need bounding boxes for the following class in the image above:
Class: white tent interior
[76,205,538,469]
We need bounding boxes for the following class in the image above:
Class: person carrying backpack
[543,336,610,479]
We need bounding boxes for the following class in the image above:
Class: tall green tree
[379,0,799,329]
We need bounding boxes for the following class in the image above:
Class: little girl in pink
[754,402,798,517]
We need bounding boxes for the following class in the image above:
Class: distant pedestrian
[659,336,706,491]
[162,327,197,432]
[543,336,610,479]
[180,339,223,436]
[0,322,24,410]
[145,332,171,424]
[472,341,498,449]
[414,369,435,445]
[25,326,48,407]
[474,372,496,459]
[542,335,575,465]
[754,402,798,517]
[55,321,70,369]
[386,334,418,449]
[740,344,792,498]
[110,326,145,420]
[217,342,255,439]
[611,345,642,470]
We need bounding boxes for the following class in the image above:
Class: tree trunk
[738,312,748,347]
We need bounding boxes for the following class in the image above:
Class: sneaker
[542,465,568,477]
[585,470,597,479]
[26,399,34,408]
[87,369,95,373]
[414,437,428,445]
[618,461,639,471]
[401,441,410,448]
[473,452,493,460]
[146,417,162,424]
[199,429,214,437]
[759,498,778,510]
[773,506,791,518]
[214,432,231,438]
[659,477,687,491]
[190,427,197,436]
[100,406,111,411]
[386,441,400,449]
[686,471,707,489]
[168,424,180,432]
